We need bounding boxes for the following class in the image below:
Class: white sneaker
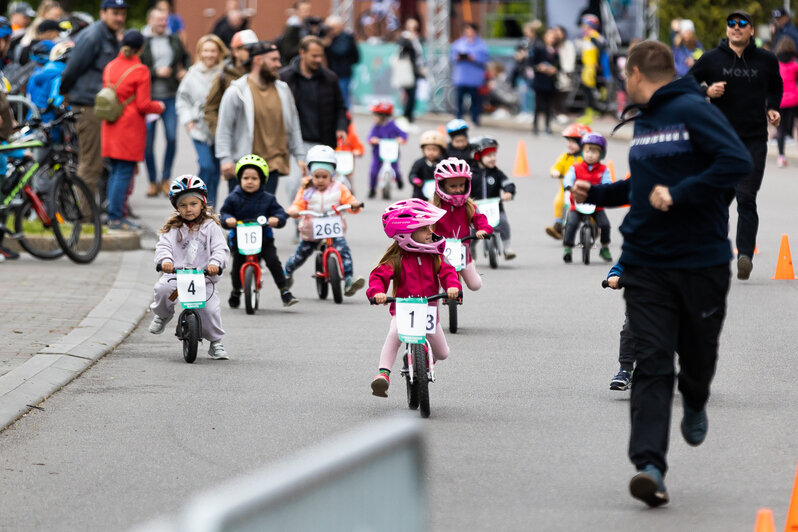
[148,314,172,334]
[208,341,229,360]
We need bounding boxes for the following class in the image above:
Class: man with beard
[215,40,305,195]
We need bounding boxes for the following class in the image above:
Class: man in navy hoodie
[688,10,783,280]
[573,41,752,508]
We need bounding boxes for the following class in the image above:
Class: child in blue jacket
[219,155,298,308]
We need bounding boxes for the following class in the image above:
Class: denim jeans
[338,77,351,109]
[145,97,177,184]
[456,85,482,125]
[285,237,354,278]
[192,139,221,207]
[107,159,137,221]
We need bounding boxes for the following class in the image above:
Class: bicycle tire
[12,196,63,259]
[380,169,393,200]
[488,237,498,269]
[412,343,430,418]
[315,253,328,299]
[244,267,256,315]
[182,312,199,364]
[448,298,458,334]
[328,253,343,304]
[50,173,102,264]
[581,223,591,265]
[404,352,419,410]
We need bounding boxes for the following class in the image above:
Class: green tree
[56,0,149,29]
[658,0,790,46]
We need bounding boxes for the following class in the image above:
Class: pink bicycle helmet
[382,199,447,254]
[434,157,472,207]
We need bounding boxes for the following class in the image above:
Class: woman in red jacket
[101,29,165,230]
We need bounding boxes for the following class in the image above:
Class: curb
[4,231,141,254]
[0,249,154,431]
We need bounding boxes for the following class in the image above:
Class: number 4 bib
[176,269,206,309]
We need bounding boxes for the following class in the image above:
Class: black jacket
[688,39,783,141]
[408,156,439,199]
[445,143,475,171]
[219,185,288,243]
[587,76,752,268]
[325,31,360,80]
[60,21,120,106]
[279,56,347,148]
[470,165,516,212]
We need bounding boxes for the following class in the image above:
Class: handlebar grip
[157,264,222,276]
[601,280,609,288]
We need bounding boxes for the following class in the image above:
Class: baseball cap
[236,29,258,46]
[247,40,279,58]
[37,20,61,33]
[8,2,35,18]
[100,0,129,9]
[773,8,790,20]
[121,29,144,50]
[727,10,752,24]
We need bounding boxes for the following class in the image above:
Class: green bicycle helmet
[235,154,270,184]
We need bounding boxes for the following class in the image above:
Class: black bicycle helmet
[472,136,499,160]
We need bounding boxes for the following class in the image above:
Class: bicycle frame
[317,240,345,282]
[404,338,436,385]
[239,255,263,291]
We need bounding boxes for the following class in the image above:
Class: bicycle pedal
[400,368,409,376]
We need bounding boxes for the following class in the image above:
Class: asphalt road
[1,116,797,531]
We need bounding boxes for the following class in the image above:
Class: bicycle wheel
[488,237,498,269]
[50,173,102,264]
[403,352,419,410]
[244,267,256,315]
[182,312,199,364]
[412,343,430,418]
[328,253,343,304]
[581,223,591,265]
[315,253,328,300]
[448,298,458,334]
[11,196,63,259]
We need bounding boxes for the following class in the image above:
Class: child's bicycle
[156,264,221,364]
[369,291,462,418]
[235,215,269,315]
[474,197,502,269]
[376,139,399,200]
[442,235,485,333]
[297,203,358,304]
[574,202,598,265]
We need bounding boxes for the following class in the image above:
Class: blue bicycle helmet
[446,118,469,137]
[0,17,12,39]
[169,175,208,208]
[30,40,55,65]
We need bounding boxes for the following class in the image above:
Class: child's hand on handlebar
[268,216,280,227]
[475,230,488,239]
[502,192,513,201]
[225,217,237,228]
[207,264,220,276]
[161,261,174,273]
[446,287,460,300]
[607,276,620,289]
[286,206,299,219]
[374,292,387,304]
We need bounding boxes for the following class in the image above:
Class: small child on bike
[605,261,634,391]
[219,154,298,309]
[444,118,474,169]
[546,123,590,240]
[432,157,493,290]
[285,145,366,296]
[367,198,462,397]
[367,102,407,199]
[408,129,446,200]
[149,175,231,360]
[562,132,612,263]
[470,136,516,260]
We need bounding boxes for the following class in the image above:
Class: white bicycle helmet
[169,175,208,208]
[306,144,338,173]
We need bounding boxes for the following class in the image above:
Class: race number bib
[396,297,429,344]
[444,239,466,271]
[425,305,437,335]
[312,215,344,239]
[176,269,206,309]
[422,180,436,199]
[336,151,354,175]
[379,139,400,163]
[236,222,262,255]
[476,198,501,228]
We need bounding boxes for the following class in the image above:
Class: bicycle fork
[402,340,436,384]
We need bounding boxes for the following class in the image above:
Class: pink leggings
[379,316,450,370]
[461,261,482,291]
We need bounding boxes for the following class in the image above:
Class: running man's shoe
[228,290,241,308]
[629,464,669,507]
[545,222,563,240]
[208,341,229,360]
[600,246,612,262]
[0,245,20,260]
[563,246,573,263]
[148,314,173,334]
[737,255,753,280]
[681,398,708,446]
[281,290,299,307]
[610,368,632,391]
[371,370,390,397]
[345,276,365,296]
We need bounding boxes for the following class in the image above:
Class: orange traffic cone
[513,139,530,177]
[608,160,616,182]
[772,234,795,280]
[753,508,776,532]
[437,125,446,135]
[785,466,798,531]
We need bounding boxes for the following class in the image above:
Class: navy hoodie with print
[688,38,782,141]
[586,76,753,269]
[219,183,288,244]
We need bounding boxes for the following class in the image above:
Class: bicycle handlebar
[601,279,624,289]
[369,291,463,305]
[458,234,492,243]
[238,216,269,226]
[297,203,358,217]
[156,263,223,276]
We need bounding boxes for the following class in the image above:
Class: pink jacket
[433,199,494,263]
[154,218,229,283]
[780,60,798,109]
[366,251,462,315]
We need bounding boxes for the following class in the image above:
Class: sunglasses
[727,19,750,28]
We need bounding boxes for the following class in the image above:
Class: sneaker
[371,371,390,397]
[344,276,365,296]
[504,248,516,260]
[545,222,563,240]
[600,247,613,262]
[208,341,229,360]
[737,255,752,280]
[610,368,632,391]
[396,178,404,190]
[563,247,572,263]
[778,155,787,168]
[0,245,20,260]
[281,290,299,307]
[629,464,669,508]
[283,272,294,290]
[681,398,708,446]
[146,182,160,197]
[368,188,376,199]
[107,218,140,231]
[148,314,172,334]
[228,290,241,308]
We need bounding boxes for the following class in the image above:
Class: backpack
[94,64,142,122]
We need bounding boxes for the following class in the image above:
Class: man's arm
[767,52,784,112]
[60,28,98,94]
[585,179,631,207]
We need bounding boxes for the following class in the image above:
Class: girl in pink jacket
[431,157,493,290]
[367,199,462,397]
[148,176,230,360]
[776,38,798,167]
